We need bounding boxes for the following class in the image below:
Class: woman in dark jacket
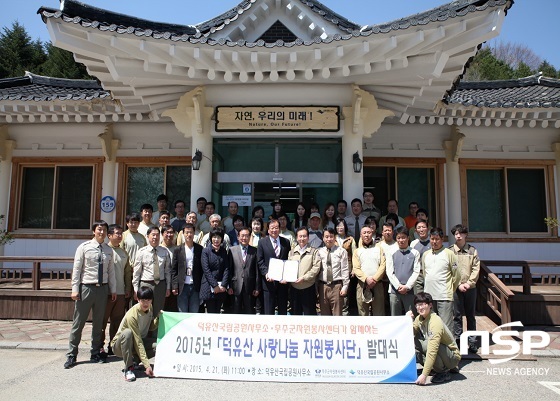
[200,228,230,313]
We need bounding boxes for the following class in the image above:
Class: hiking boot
[90,353,107,364]
[431,371,451,383]
[64,355,76,369]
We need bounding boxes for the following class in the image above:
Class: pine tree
[38,43,91,79]
[0,21,46,78]
[512,62,534,79]
[464,48,514,81]
[537,60,559,79]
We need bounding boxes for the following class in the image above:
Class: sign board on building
[100,196,116,213]
[222,195,252,207]
[216,106,340,132]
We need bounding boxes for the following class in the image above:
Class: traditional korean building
[1,0,560,261]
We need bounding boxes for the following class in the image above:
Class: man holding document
[289,227,321,315]
[257,219,291,315]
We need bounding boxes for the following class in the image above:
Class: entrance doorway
[213,139,342,221]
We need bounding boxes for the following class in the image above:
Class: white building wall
[2,86,560,263]
[3,238,81,271]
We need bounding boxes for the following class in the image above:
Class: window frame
[116,157,192,225]
[459,159,557,240]
[9,157,104,238]
[363,157,446,232]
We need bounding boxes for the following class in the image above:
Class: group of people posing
[64,191,480,384]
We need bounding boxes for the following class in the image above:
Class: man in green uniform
[408,292,461,385]
[111,286,159,381]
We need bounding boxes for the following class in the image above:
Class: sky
[2,0,559,68]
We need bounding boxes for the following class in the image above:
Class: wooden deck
[0,256,74,320]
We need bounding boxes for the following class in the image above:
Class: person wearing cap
[151,194,169,225]
[308,212,323,248]
[200,214,231,251]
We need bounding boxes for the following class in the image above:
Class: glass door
[213,139,342,220]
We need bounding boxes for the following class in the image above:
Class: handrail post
[32,261,41,290]
[501,293,510,324]
[522,262,531,295]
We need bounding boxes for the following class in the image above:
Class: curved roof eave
[38,0,511,48]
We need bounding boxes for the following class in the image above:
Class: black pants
[234,284,255,314]
[262,283,289,315]
[205,293,226,314]
[291,285,317,315]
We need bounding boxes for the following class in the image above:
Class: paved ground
[1,348,560,401]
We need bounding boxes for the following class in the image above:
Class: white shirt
[184,244,194,284]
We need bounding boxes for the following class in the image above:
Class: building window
[10,158,102,234]
[464,166,550,234]
[363,159,444,229]
[118,158,191,220]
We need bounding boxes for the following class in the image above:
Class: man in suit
[257,219,291,315]
[228,227,261,314]
[171,223,203,313]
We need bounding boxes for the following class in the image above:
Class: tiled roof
[195,0,360,36]
[38,0,511,47]
[361,0,510,34]
[446,74,560,108]
[38,0,196,39]
[0,72,112,102]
